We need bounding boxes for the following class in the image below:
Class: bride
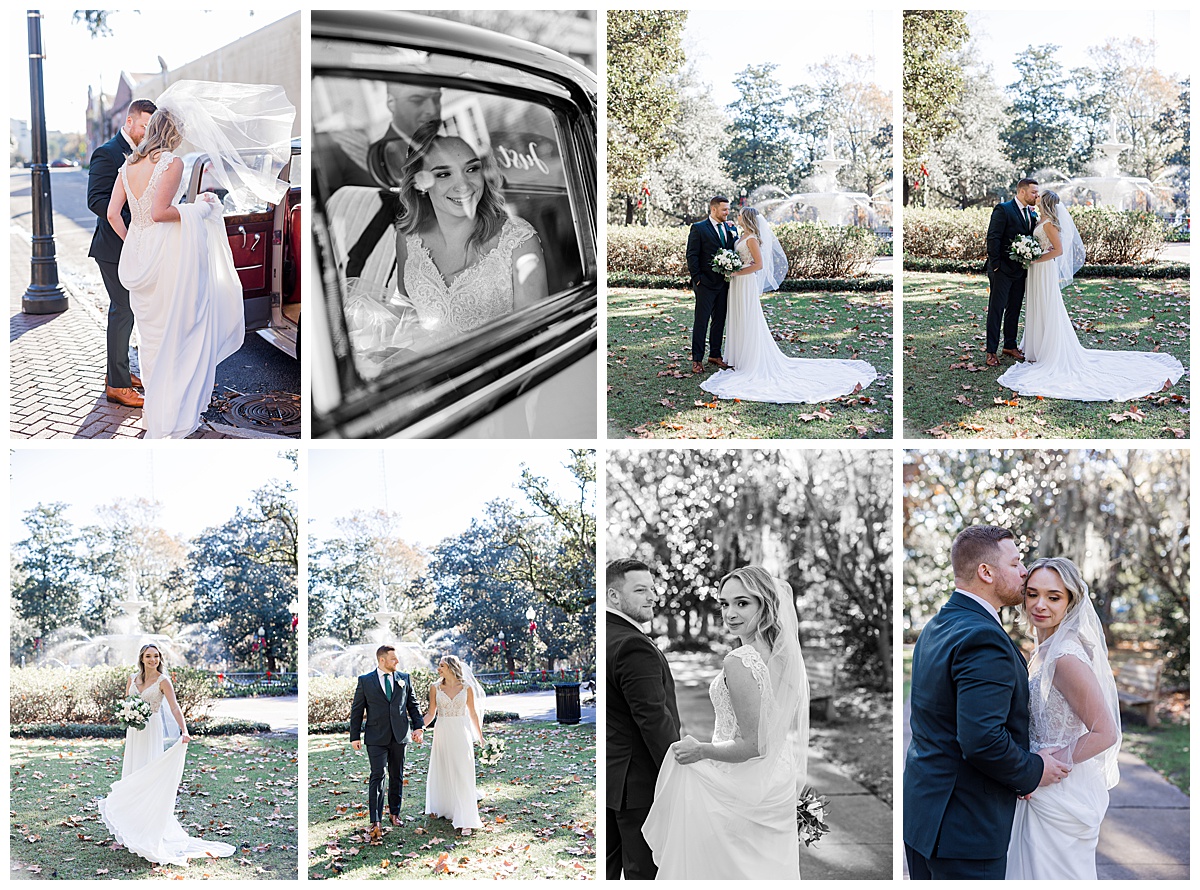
[1006,558,1121,879]
[98,644,235,867]
[343,122,549,376]
[424,655,485,835]
[997,191,1183,400]
[642,566,809,879]
[106,80,295,438]
[700,207,877,403]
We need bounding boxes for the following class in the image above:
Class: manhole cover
[218,392,301,436]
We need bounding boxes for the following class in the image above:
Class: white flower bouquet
[1008,235,1043,269]
[711,248,743,279]
[113,694,153,731]
[796,787,831,847]
[478,737,506,766]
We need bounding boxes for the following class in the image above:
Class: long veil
[1052,204,1086,288]
[153,80,295,212]
[448,661,487,743]
[753,217,789,294]
[765,576,809,801]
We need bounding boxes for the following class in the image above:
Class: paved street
[10,167,299,439]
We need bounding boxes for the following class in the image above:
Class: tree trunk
[625,195,635,225]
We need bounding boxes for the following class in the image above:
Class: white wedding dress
[424,685,483,830]
[1006,638,1109,879]
[642,645,801,879]
[98,677,236,867]
[700,236,877,403]
[118,151,244,438]
[997,221,1183,400]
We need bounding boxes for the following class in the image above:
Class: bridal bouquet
[478,737,506,766]
[796,787,831,847]
[113,695,153,731]
[712,248,742,279]
[1009,235,1043,268]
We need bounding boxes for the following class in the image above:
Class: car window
[312,52,589,384]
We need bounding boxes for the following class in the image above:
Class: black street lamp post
[23,10,69,315]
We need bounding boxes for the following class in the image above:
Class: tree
[12,504,81,663]
[1001,44,1073,177]
[722,64,797,196]
[1154,79,1190,206]
[924,61,1013,208]
[810,55,893,199]
[607,11,687,223]
[902,10,970,204]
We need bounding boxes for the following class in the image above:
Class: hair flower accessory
[414,171,435,193]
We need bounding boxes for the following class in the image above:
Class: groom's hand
[1036,749,1070,786]
[352,740,363,751]
[412,729,424,745]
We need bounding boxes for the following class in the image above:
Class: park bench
[805,649,838,722]
[1115,659,1163,728]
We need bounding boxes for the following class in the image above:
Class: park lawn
[809,687,893,806]
[10,734,298,880]
[903,273,1190,438]
[608,287,893,439]
[1124,716,1190,795]
[307,721,596,880]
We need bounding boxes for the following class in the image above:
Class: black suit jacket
[986,199,1036,279]
[903,591,1044,861]
[88,132,134,263]
[606,611,681,811]
[349,670,426,747]
[686,218,738,290]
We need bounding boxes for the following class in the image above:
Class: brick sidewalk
[10,231,234,439]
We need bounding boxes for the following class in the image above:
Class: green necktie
[384,673,394,701]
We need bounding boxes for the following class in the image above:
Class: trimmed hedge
[11,717,272,739]
[608,273,892,292]
[902,256,1190,279]
[608,222,884,280]
[308,668,437,727]
[310,711,521,735]
[10,665,217,725]
[903,206,1168,264]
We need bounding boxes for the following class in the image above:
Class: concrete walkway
[902,697,1190,879]
[210,693,298,734]
[487,688,596,725]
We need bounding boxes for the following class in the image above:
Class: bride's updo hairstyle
[1037,190,1062,231]
[137,643,164,686]
[397,120,506,252]
[1019,556,1088,633]
[717,565,786,651]
[131,109,184,165]
[438,654,466,683]
[738,206,762,239]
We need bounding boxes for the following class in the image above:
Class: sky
[11,9,294,133]
[966,10,1190,86]
[308,447,593,550]
[10,447,295,540]
[683,9,897,107]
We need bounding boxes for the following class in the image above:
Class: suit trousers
[366,738,407,824]
[691,281,727,362]
[905,843,1006,880]
[985,268,1026,354]
[97,259,135,388]
[606,806,657,880]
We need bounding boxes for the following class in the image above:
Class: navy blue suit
[350,670,426,824]
[985,199,1036,354]
[88,132,137,388]
[686,218,737,363]
[903,591,1043,879]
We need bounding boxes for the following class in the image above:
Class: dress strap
[496,216,537,261]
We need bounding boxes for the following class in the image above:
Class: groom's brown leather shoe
[389,814,402,826]
[691,361,705,374]
[369,822,382,840]
[106,373,143,389]
[985,353,1000,367]
[1002,348,1025,361]
[105,385,144,407]
[708,357,733,370]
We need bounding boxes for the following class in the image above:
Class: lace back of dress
[123,152,174,230]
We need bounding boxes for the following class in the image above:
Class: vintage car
[182,137,301,360]
[310,11,597,438]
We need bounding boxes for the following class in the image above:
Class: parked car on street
[310,11,597,438]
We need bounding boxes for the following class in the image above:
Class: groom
[606,558,681,880]
[88,98,157,408]
[686,196,737,376]
[904,525,1070,879]
[985,178,1039,367]
[350,645,425,840]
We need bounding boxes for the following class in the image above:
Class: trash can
[554,682,582,725]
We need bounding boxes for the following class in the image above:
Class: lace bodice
[1028,637,1089,751]
[130,676,166,715]
[709,645,773,743]
[401,216,537,343]
[735,236,756,263]
[435,684,468,717]
[120,151,176,231]
[1032,220,1053,250]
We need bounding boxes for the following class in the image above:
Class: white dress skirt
[424,687,483,830]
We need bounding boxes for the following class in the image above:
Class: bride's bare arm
[675,654,761,764]
[106,175,129,241]
[512,234,549,310]
[426,684,439,724]
[1033,221,1063,263]
[160,676,190,742]
[466,686,483,742]
[731,236,763,277]
[150,157,184,224]
[1052,654,1119,763]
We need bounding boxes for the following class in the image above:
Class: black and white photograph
[903,449,1190,879]
[310,10,598,438]
[606,449,892,879]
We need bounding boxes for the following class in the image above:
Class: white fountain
[44,597,188,667]
[755,133,878,228]
[309,583,439,677]
[1045,119,1165,211]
